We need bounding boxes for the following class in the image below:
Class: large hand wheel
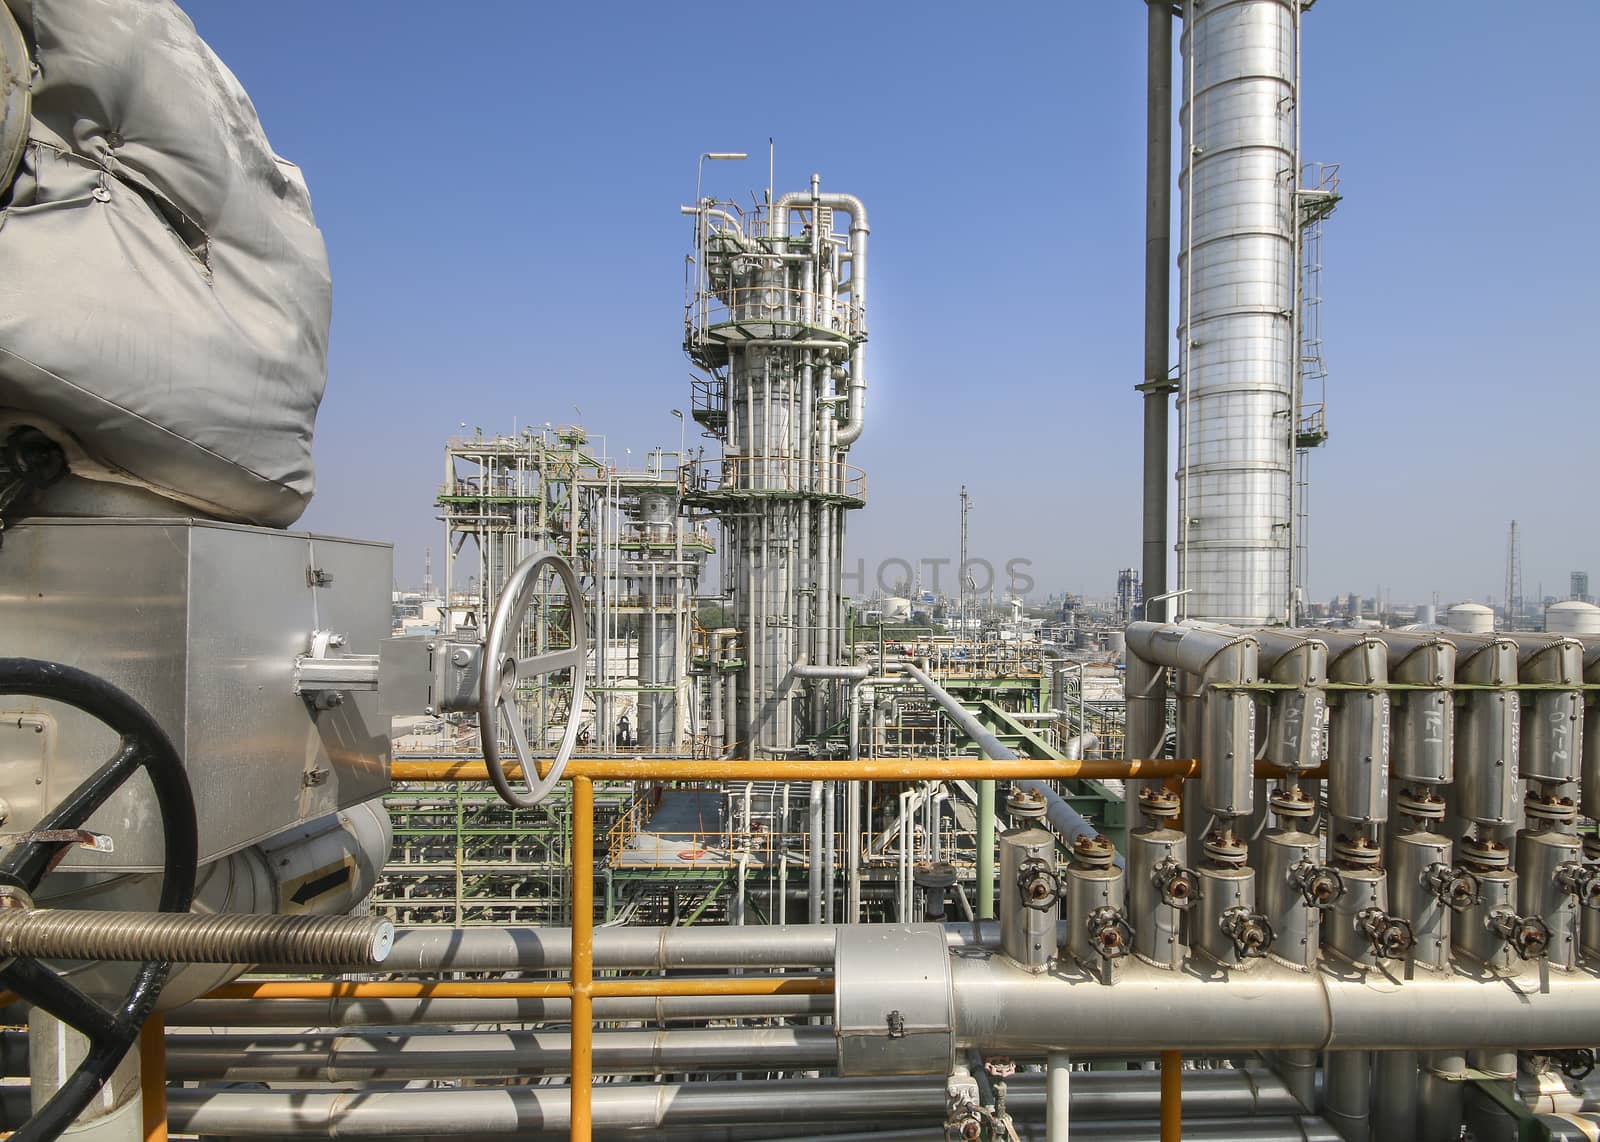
[0,658,198,1142]
[478,553,588,809]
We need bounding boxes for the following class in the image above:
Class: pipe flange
[1460,836,1511,872]
[1137,787,1182,821]
[1201,830,1248,867]
[1525,795,1579,827]
[1006,787,1048,820]
[1071,833,1117,870]
[1269,784,1317,820]
[914,862,960,891]
[1395,787,1446,823]
[1332,834,1382,868]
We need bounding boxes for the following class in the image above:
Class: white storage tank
[1546,599,1600,635]
[1446,602,1495,634]
[883,596,912,622]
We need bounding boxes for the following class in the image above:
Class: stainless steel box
[0,517,392,871]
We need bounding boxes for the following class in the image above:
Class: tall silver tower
[685,175,869,755]
[1176,0,1308,625]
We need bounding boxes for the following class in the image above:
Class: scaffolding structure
[438,425,713,753]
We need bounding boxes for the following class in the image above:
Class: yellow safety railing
[376,753,1327,1142]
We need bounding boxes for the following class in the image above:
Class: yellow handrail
[378,752,1325,1142]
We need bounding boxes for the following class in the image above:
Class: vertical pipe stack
[1141,0,1175,617]
[1176,0,1299,625]
[685,181,869,755]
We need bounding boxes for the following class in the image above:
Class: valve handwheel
[478,553,589,809]
[0,658,198,1142]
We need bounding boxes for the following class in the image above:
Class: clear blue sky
[183,1,1598,608]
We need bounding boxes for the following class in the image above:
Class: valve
[1489,907,1551,961]
[1554,863,1600,910]
[1152,857,1199,910]
[1085,905,1134,961]
[1290,859,1345,909]
[1355,907,1416,960]
[1425,863,1480,912]
[1219,905,1275,960]
[1016,857,1060,912]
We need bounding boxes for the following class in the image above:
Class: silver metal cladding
[1176,0,1300,625]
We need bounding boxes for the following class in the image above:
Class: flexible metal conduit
[125,1068,1307,1137]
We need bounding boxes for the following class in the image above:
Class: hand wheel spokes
[478,555,588,809]
[0,658,197,1142]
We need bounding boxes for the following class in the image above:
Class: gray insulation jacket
[0,0,330,526]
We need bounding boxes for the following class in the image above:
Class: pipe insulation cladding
[1176,0,1299,625]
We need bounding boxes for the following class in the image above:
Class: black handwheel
[0,658,198,1142]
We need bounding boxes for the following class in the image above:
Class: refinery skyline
[181,1,1599,607]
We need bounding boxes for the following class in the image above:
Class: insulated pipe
[1126,621,1260,821]
[1140,0,1174,617]
[137,1069,1307,1138]
[952,953,1600,1052]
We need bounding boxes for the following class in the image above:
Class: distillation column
[1175,0,1299,625]
[684,177,869,754]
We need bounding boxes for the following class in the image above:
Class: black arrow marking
[290,864,351,906]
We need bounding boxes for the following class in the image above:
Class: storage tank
[1546,600,1600,635]
[1446,602,1495,634]
[1415,603,1437,626]
[883,596,912,622]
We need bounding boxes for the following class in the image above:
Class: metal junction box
[0,517,392,871]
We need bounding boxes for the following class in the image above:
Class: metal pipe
[1324,1050,1371,1142]
[1047,1052,1070,1142]
[163,993,834,1028]
[1160,1051,1182,1142]
[141,1014,166,1142]
[1140,0,1174,617]
[358,924,837,974]
[143,1069,1309,1137]
[137,1027,838,1081]
[208,977,832,1001]
[572,774,594,1142]
[809,781,824,925]
[952,953,1600,1052]
[774,189,869,446]
[978,779,996,919]
[390,758,1316,783]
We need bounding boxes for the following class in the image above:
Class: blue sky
[184,1,1598,608]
